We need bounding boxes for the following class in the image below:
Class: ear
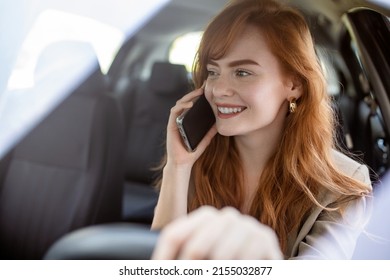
[285,75,303,99]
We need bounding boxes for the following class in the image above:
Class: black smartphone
[176,94,216,152]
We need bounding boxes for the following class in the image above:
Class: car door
[340,8,390,181]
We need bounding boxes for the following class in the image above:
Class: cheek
[246,86,288,116]
[245,84,286,106]
[204,84,212,102]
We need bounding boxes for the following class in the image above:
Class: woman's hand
[152,206,284,260]
[166,87,217,168]
[151,88,217,230]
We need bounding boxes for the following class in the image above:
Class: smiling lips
[217,105,247,119]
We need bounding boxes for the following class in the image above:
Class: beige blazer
[287,150,372,259]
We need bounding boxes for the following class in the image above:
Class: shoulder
[287,150,373,259]
[331,149,371,185]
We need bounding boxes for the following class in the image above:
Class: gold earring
[289,98,297,113]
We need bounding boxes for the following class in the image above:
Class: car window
[339,8,390,179]
[7,9,124,91]
[169,31,203,72]
[369,0,390,8]
[0,0,170,160]
[316,47,341,97]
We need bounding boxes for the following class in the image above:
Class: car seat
[122,61,190,224]
[0,42,125,259]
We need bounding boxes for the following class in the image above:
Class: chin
[216,126,238,137]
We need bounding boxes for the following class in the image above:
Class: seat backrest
[124,61,190,184]
[0,42,125,259]
[120,62,189,224]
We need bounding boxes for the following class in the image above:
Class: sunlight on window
[316,47,340,96]
[169,32,203,72]
[7,9,124,90]
[369,0,390,8]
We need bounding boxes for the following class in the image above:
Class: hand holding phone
[176,94,215,152]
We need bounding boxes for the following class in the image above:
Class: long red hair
[187,0,371,252]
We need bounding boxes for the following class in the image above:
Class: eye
[207,69,219,78]
[235,69,251,77]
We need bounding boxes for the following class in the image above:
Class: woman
[151,0,372,259]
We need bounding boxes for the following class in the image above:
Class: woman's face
[204,25,298,138]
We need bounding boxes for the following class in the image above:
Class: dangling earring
[289,98,297,113]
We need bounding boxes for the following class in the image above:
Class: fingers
[167,87,204,129]
[152,206,219,260]
[177,86,204,103]
[177,207,237,260]
[208,214,251,259]
[152,206,283,260]
[235,217,283,260]
[193,124,217,156]
[166,85,216,163]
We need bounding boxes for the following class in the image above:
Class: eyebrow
[208,59,261,68]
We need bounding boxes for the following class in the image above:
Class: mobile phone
[176,94,215,152]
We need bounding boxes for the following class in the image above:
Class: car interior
[0,0,389,259]
[0,42,126,259]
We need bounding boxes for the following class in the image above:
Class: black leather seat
[0,42,125,259]
[122,61,190,224]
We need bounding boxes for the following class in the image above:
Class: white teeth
[218,107,243,114]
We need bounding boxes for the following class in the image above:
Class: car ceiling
[140,0,389,48]
[139,0,227,38]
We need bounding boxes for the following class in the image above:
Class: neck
[235,133,277,213]
[234,111,286,211]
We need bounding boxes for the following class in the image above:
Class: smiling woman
[0,0,389,266]
[152,0,372,260]
[203,26,291,138]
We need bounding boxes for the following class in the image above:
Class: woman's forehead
[207,25,275,64]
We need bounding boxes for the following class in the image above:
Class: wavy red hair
[187,0,371,253]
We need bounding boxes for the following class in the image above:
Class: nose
[206,75,234,99]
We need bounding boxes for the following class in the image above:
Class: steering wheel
[44,223,159,260]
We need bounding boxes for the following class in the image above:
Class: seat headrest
[149,62,188,95]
